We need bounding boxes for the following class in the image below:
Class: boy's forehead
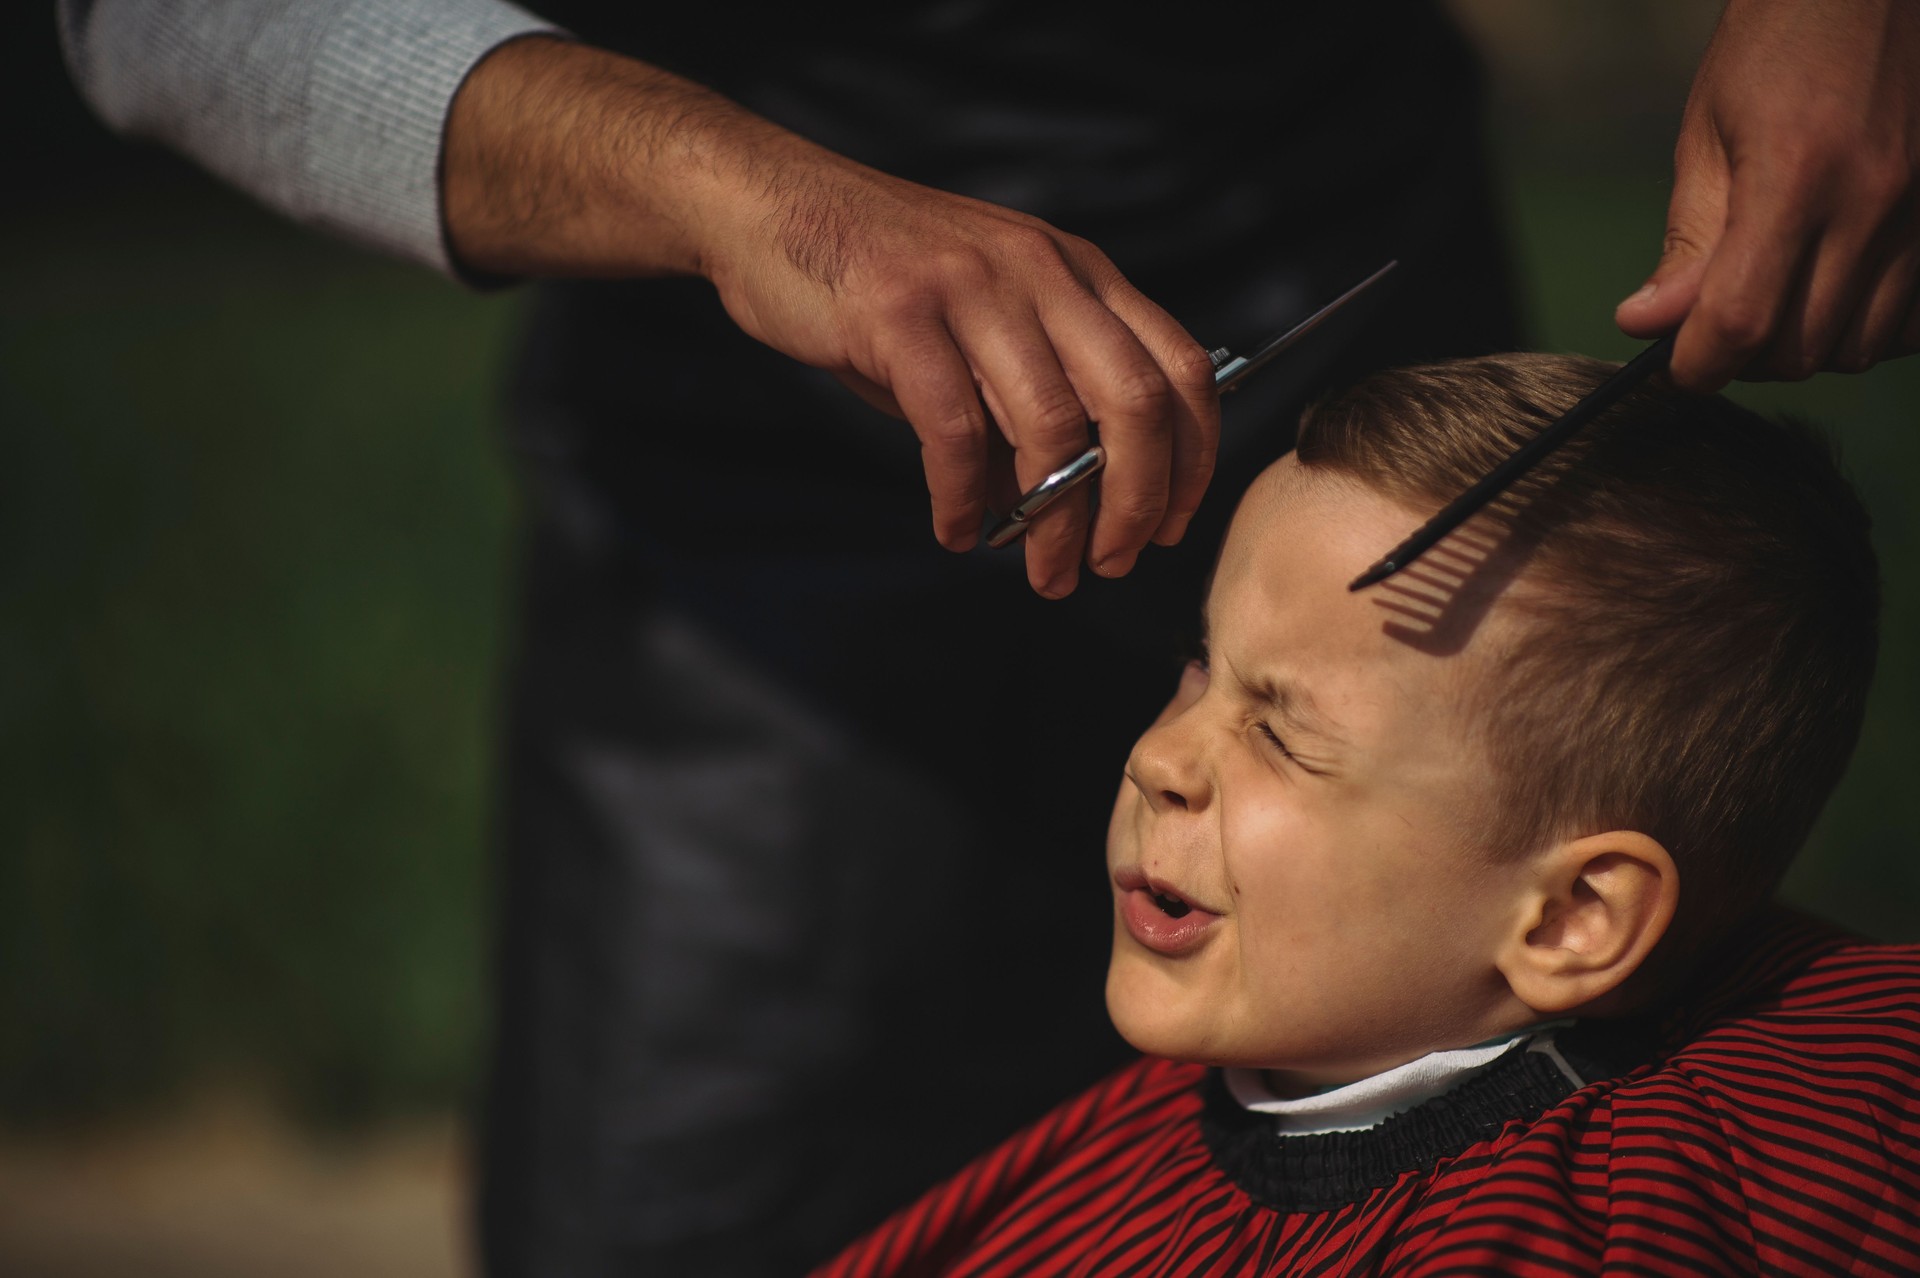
[1213,457,1398,607]
[1207,457,1521,722]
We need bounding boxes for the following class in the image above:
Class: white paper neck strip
[1224,1027,1582,1137]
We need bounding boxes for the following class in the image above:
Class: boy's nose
[1125,720,1211,815]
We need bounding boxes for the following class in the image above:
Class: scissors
[983,259,1400,550]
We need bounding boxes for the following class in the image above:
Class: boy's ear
[1494,831,1679,1016]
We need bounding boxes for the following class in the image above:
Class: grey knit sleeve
[57,0,561,276]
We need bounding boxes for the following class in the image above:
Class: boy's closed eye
[1254,720,1298,764]
[1184,636,1340,777]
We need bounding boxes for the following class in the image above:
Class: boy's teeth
[1152,891,1191,919]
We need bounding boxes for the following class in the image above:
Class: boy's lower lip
[1117,886,1221,955]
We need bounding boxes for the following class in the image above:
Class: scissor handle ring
[983,446,1106,548]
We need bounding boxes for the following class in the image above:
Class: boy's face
[1105,455,1536,1089]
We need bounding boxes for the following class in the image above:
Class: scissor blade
[1214,259,1399,393]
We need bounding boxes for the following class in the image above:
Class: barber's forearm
[442,35,815,281]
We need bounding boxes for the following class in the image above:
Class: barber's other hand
[1615,0,1920,390]
[444,37,1217,598]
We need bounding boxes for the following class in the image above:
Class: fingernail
[1042,570,1078,599]
[1093,552,1136,578]
[1622,280,1658,307]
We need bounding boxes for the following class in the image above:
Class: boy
[816,354,1920,1276]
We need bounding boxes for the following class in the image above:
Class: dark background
[2,0,1916,1270]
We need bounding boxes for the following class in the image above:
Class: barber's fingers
[1670,157,1822,391]
[1747,130,1920,377]
[875,324,994,553]
[1089,267,1220,552]
[961,309,1095,598]
[1753,220,1887,380]
[1035,291,1177,580]
[838,222,1212,592]
[1831,244,1920,372]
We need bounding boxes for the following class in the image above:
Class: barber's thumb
[1616,233,1710,339]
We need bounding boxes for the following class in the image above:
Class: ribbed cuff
[304,0,558,275]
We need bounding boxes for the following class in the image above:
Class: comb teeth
[1347,335,1676,591]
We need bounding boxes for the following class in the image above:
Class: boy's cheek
[1104,778,1141,866]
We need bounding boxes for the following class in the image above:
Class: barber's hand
[443,37,1217,598]
[1615,0,1920,390]
[699,155,1218,597]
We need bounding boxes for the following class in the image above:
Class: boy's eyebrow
[1198,610,1351,749]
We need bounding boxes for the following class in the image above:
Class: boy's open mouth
[1149,889,1192,919]
[1113,868,1219,955]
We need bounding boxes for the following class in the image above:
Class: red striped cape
[816,913,1920,1276]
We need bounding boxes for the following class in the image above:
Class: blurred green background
[3,0,1915,1135]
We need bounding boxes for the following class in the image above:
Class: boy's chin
[1105,1005,1203,1062]
[1105,953,1391,1076]
[1104,957,1224,1063]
